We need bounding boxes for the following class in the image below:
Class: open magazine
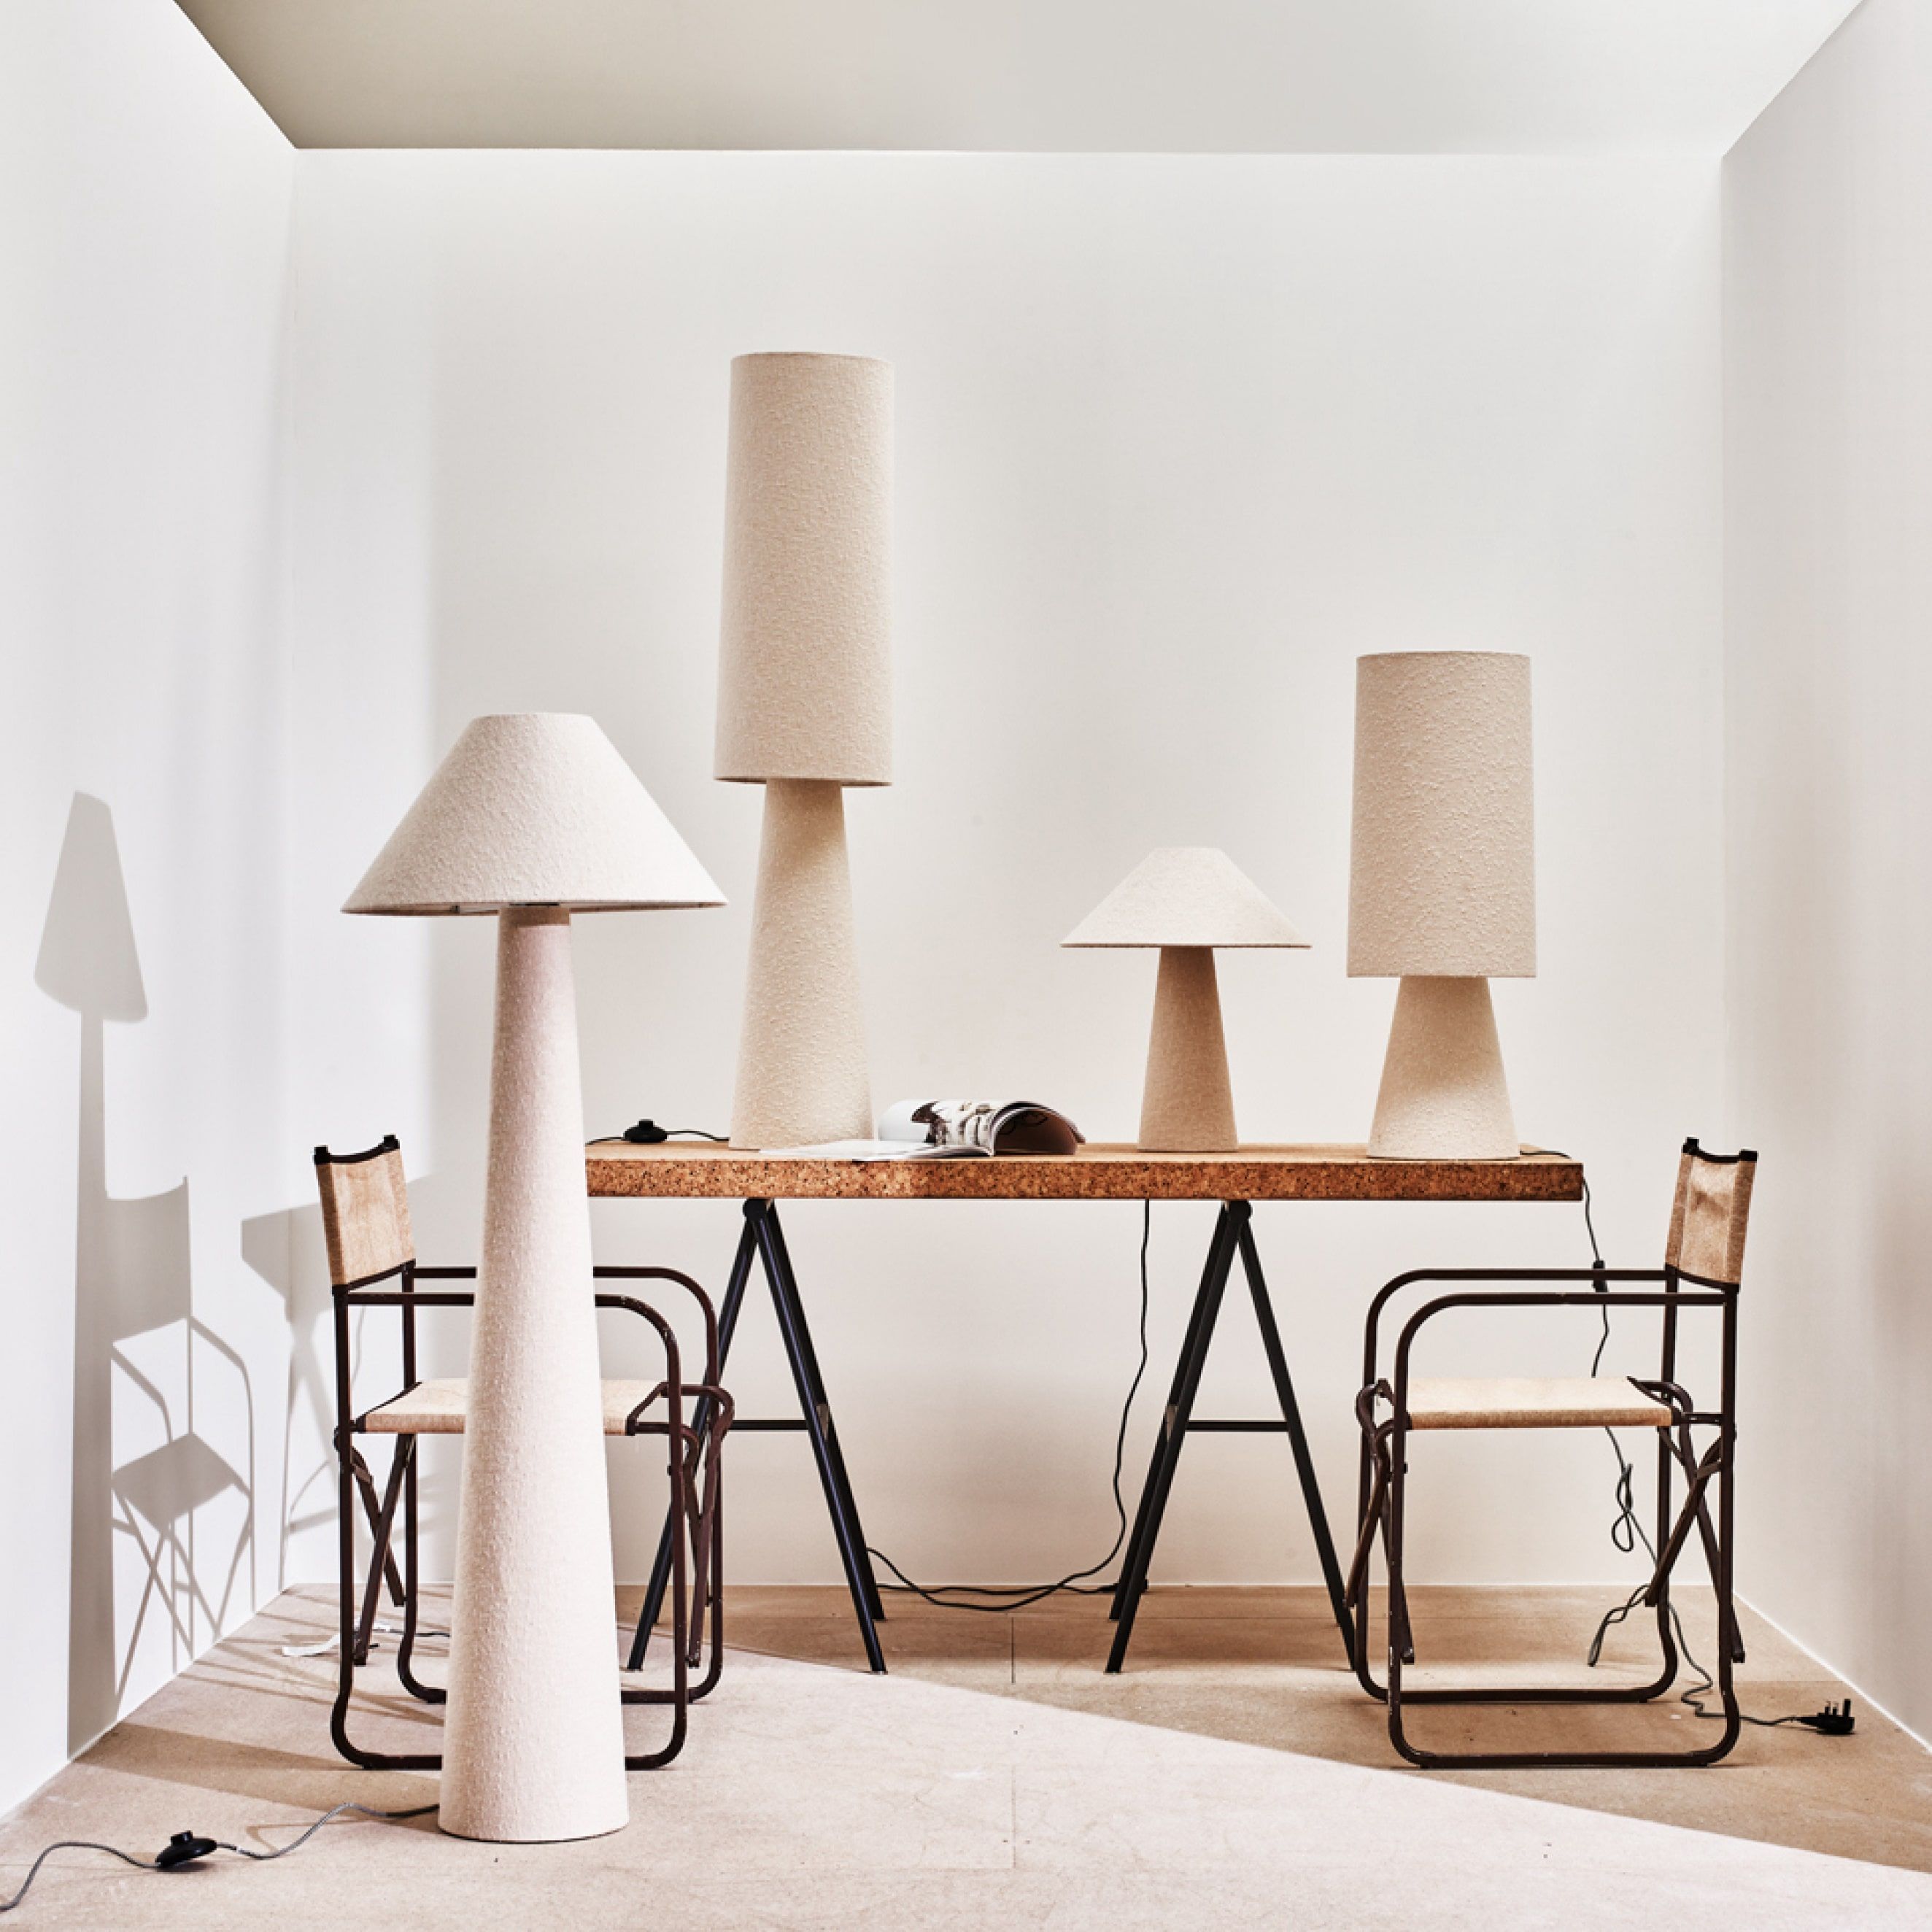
[762,1099,1084,1161]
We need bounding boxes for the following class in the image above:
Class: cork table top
[585,1141,1583,1203]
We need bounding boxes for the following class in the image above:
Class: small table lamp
[716,352,892,1148]
[1064,847,1308,1151]
[1348,651,1534,1160]
[344,714,723,1843]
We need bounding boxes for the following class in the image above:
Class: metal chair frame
[319,1140,732,1774]
[1346,1148,1751,1769]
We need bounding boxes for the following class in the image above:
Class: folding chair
[315,1136,733,1771]
[1348,1137,1755,1768]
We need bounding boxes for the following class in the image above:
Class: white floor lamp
[714,352,892,1148]
[344,714,723,1842]
[1348,652,1536,1160]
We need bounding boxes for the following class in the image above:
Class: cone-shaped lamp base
[1367,975,1518,1161]
[730,779,873,1148]
[441,908,627,1844]
[1139,946,1237,1151]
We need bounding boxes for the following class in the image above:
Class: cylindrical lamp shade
[715,353,892,786]
[1347,652,1534,978]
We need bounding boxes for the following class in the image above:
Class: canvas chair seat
[1403,1375,1673,1431]
[363,1376,662,1436]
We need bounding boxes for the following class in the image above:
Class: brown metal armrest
[595,1265,722,1383]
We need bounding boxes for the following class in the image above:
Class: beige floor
[5,1585,1931,1929]
[701,1580,1932,1874]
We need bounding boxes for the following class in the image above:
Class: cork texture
[587,1141,1581,1202]
[716,353,892,786]
[344,714,724,916]
[1348,652,1534,978]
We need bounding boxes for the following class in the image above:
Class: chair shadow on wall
[241,1202,333,1590]
[36,793,255,1757]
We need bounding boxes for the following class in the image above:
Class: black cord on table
[865,1199,1154,1612]
[0,1803,438,1915]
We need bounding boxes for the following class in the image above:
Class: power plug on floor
[1795,1700,1856,1736]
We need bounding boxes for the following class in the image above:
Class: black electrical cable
[0,1803,437,1915]
[1543,1150,1850,1736]
[865,1199,1154,1612]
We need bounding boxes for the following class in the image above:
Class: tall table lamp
[716,351,892,1148]
[1348,651,1534,1160]
[1064,847,1308,1151]
[344,714,723,1842]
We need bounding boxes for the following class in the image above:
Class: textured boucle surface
[440,911,628,1842]
[1137,946,1237,1151]
[1064,847,1307,948]
[1367,975,1518,1159]
[730,778,873,1146]
[344,714,724,915]
[1348,652,1534,977]
[716,353,892,785]
[587,1141,1581,1201]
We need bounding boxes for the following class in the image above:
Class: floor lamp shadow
[37,793,255,1754]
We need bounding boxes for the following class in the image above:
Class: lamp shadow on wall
[36,793,256,1756]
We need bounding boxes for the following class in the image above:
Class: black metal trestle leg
[1235,1220,1354,1664]
[632,1199,886,1674]
[1108,1201,1353,1675]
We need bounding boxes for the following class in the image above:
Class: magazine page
[876,1099,1083,1156]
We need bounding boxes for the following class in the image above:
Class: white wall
[0,0,296,1809]
[287,152,1728,1599]
[1725,0,1932,1743]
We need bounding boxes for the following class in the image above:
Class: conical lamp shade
[345,714,724,916]
[1063,847,1307,949]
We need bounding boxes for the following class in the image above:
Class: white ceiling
[174,0,1859,154]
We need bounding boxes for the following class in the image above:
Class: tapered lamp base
[1139,946,1237,1152]
[1367,975,1518,1161]
[730,778,873,1148]
[440,908,628,1843]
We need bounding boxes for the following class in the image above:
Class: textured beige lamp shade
[714,352,892,1147]
[347,714,723,1843]
[1065,848,1308,1152]
[1347,652,1534,1160]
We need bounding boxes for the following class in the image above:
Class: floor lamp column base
[441,908,628,1844]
